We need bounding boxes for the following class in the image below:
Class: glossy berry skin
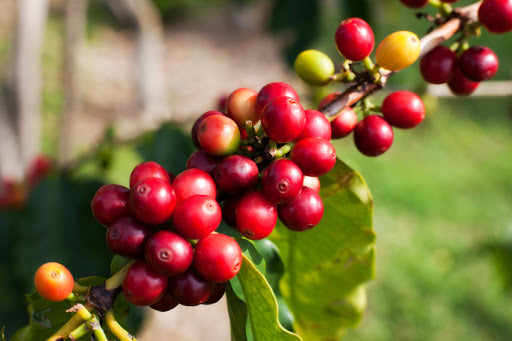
[193,233,242,282]
[295,109,331,141]
[261,96,306,143]
[376,31,420,71]
[129,161,171,189]
[122,260,168,306]
[354,115,394,157]
[106,217,152,259]
[290,137,336,177]
[213,155,259,195]
[382,91,425,129]
[330,107,358,139]
[168,269,215,306]
[294,49,335,86]
[145,230,193,276]
[278,187,324,231]
[335,18,374,61]
[203,282,227,305]
[261,159,304,204]
[185,150,221,176]
[448,68,480,96]
[420,45,458,84]
[150,285,179,312]
[172,168,217,204]
[197,115,241,156]
[91,184,131,227]
[478,0,512,33]
[34,262,74,302]
[399,0,429,8]
[130,177,176,225]
[226,87,259,128]
[172,195,222,239]
[236,191,277,240]
[191,111,225,149]
[458,46,499,82]
[255,82,300,116]
[303,176,321,194]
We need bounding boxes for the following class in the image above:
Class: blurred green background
[1,0,511,340]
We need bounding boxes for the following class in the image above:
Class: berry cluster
[91,161,242,309]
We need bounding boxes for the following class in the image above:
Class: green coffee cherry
[294,49,335,86]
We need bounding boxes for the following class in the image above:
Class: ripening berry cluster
[91,162,243,309]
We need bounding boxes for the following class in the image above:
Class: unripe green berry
[294,49,334,86]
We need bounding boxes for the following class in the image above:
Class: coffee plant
[4,0,511,340]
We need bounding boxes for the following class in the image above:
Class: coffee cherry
[261,159,304,204]
[203,282,227,305]
[150,284,179,312]
[420,45,458,84]
[255,82,299,116]
[226,87,259,128]
[236,191,277,240]
[172,168,217,204]
[168,268,215,306]
[335,18,374,61]
[399,0,429,8]
[197,115,241,156]
[294,49,335,86]
[106,217,152,259]
[129,161,171,189]
[213,155,259,195]
[130,177,176,225]
[123,260,168,306]
[91,184,131,227]
[278,187,324,231]
[172,195,222,239]
[448,68,480,96]
[302,176,321,193]
[261,96,306,143]
[353,115,394,157]
[34,262,74,302]
[458,46,499,82]
[145,230,193,276]
[478,0,512,34]
[290,137,336,177]
[381,91,425,129]
[295,109,331,141]
[221,194,243,228]
[376,31,420,71]
[193,233,242,282]
[330,107,358,139]
[191,111,225,149]
[185,150,221,176]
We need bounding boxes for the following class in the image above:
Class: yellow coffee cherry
[375,31,421,71]
[294,49,335,86]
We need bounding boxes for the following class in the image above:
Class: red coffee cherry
[168,268,215,306]
[420,45,458,84]
[129,161,171,189]
[353,115,394,157]
[203,282,227,305]
[91,184,131,227]
[330,107,358,139]
[303,176,321,193]
[335,18,375,61]
[193,233,242,283]
[458,46,499,82]
[213,155,259,195]
[236,191,277,240]
[145,230,193,276]
[122,260,168,306]
[278,187,324,231]
[34,262,74,302]
[399,0,429,8]
[478,0,512,34]
[226,87,259,128]
[261,159,304,204]
[290,137,336,177]
[172,195,222,239]
[130,177,176,225]
[197,115,241,156]
[185,150,221,176]
[295,109,331,141]
[261,96,306,143]
[191,110,225,149]
[221,194,244,228]
[255,82,300,116]
[172,168,217,204]
[448,68,480,96]
[150,284,179,312]
[381,91,425,129]
[106,217,152,259]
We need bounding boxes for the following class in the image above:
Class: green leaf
[268,158,375,340]
[226,283,249,341]
[230,253,303,341]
